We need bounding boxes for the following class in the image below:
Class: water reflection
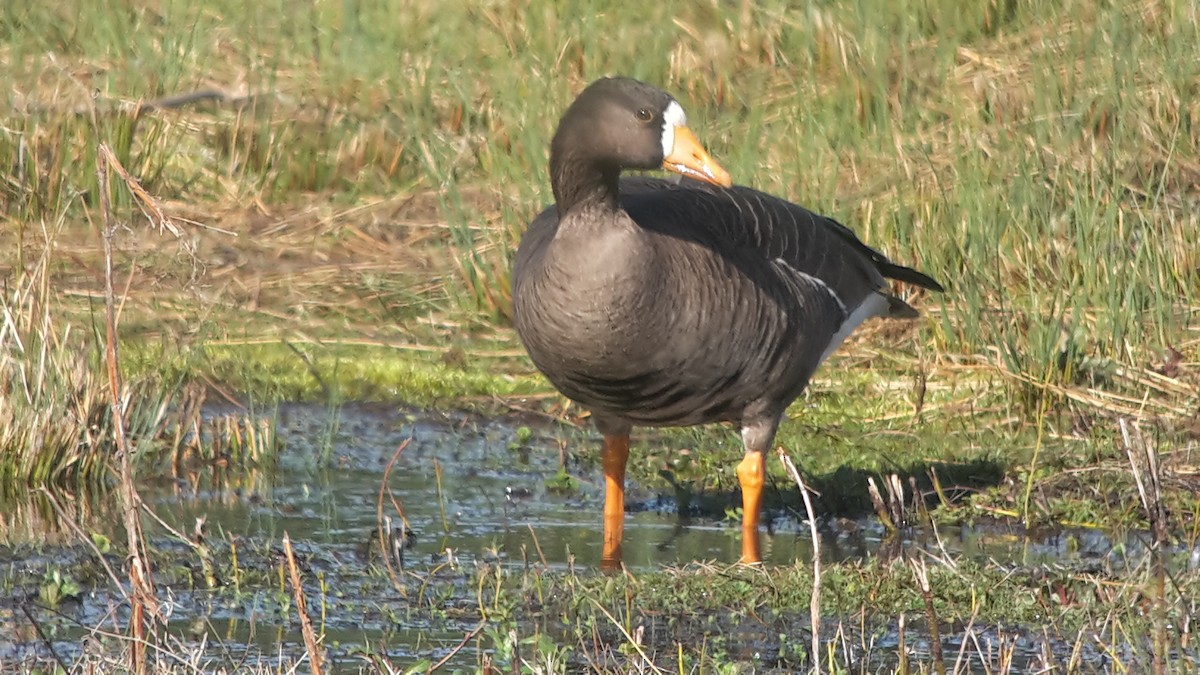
[0,403,1191,573]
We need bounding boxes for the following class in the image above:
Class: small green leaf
[402,659,433,675]
[91,532,111,554]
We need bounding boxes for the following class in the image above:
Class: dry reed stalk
[376,438,413,594]
[38,487,126,592]
[910,557,945,675]
[777,447,822,674]
[282,532,324,675]
[868,473,909,537]
[866,477,894,532]
[1120,418,1168,675]
[526,524,549,567]
[18,603,70,672]
[429,621,487,671]
[97,143,160,675]
[585,595,666,675]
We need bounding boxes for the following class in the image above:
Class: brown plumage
[511,77,943,567]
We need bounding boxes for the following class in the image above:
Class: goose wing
[617,177,942,316]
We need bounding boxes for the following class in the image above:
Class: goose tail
[877,261,945,293]
[884,294,921,319]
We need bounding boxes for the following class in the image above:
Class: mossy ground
[4,524,1186,671]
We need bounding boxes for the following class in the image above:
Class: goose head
[549,78,732,211]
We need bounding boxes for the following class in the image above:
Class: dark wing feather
[518,176,942,306]
[617,177,942,310]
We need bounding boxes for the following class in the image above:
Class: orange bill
[663,126,733,188]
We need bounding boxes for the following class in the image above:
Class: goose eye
[635,108,653,123]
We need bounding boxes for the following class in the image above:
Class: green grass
[124,339,545,405]
[4,0,1195,397]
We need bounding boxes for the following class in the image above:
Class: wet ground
[0,404,1195,671]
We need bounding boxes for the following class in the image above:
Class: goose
[511,77,944,567]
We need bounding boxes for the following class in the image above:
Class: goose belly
[515,278,826,427]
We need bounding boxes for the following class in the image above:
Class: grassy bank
[4,0,1196,378]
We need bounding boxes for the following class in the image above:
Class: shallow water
[133,403,1181,573]
[0,403,1193,671]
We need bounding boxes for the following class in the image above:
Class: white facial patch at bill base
[660,100,688,158]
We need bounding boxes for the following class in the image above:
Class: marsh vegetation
[1,0,1197,671]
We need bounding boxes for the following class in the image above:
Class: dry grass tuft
[0,221,167,487]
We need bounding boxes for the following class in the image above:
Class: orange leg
[601,434,631,571]
[736,450,765,564]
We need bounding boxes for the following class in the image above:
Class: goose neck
[549,142,620,217]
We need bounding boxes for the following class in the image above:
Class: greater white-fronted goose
[511,77,944,567]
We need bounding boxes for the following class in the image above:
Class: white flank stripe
[775,259,847,315]
[818,292,888,365]
[772,257,888,367]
